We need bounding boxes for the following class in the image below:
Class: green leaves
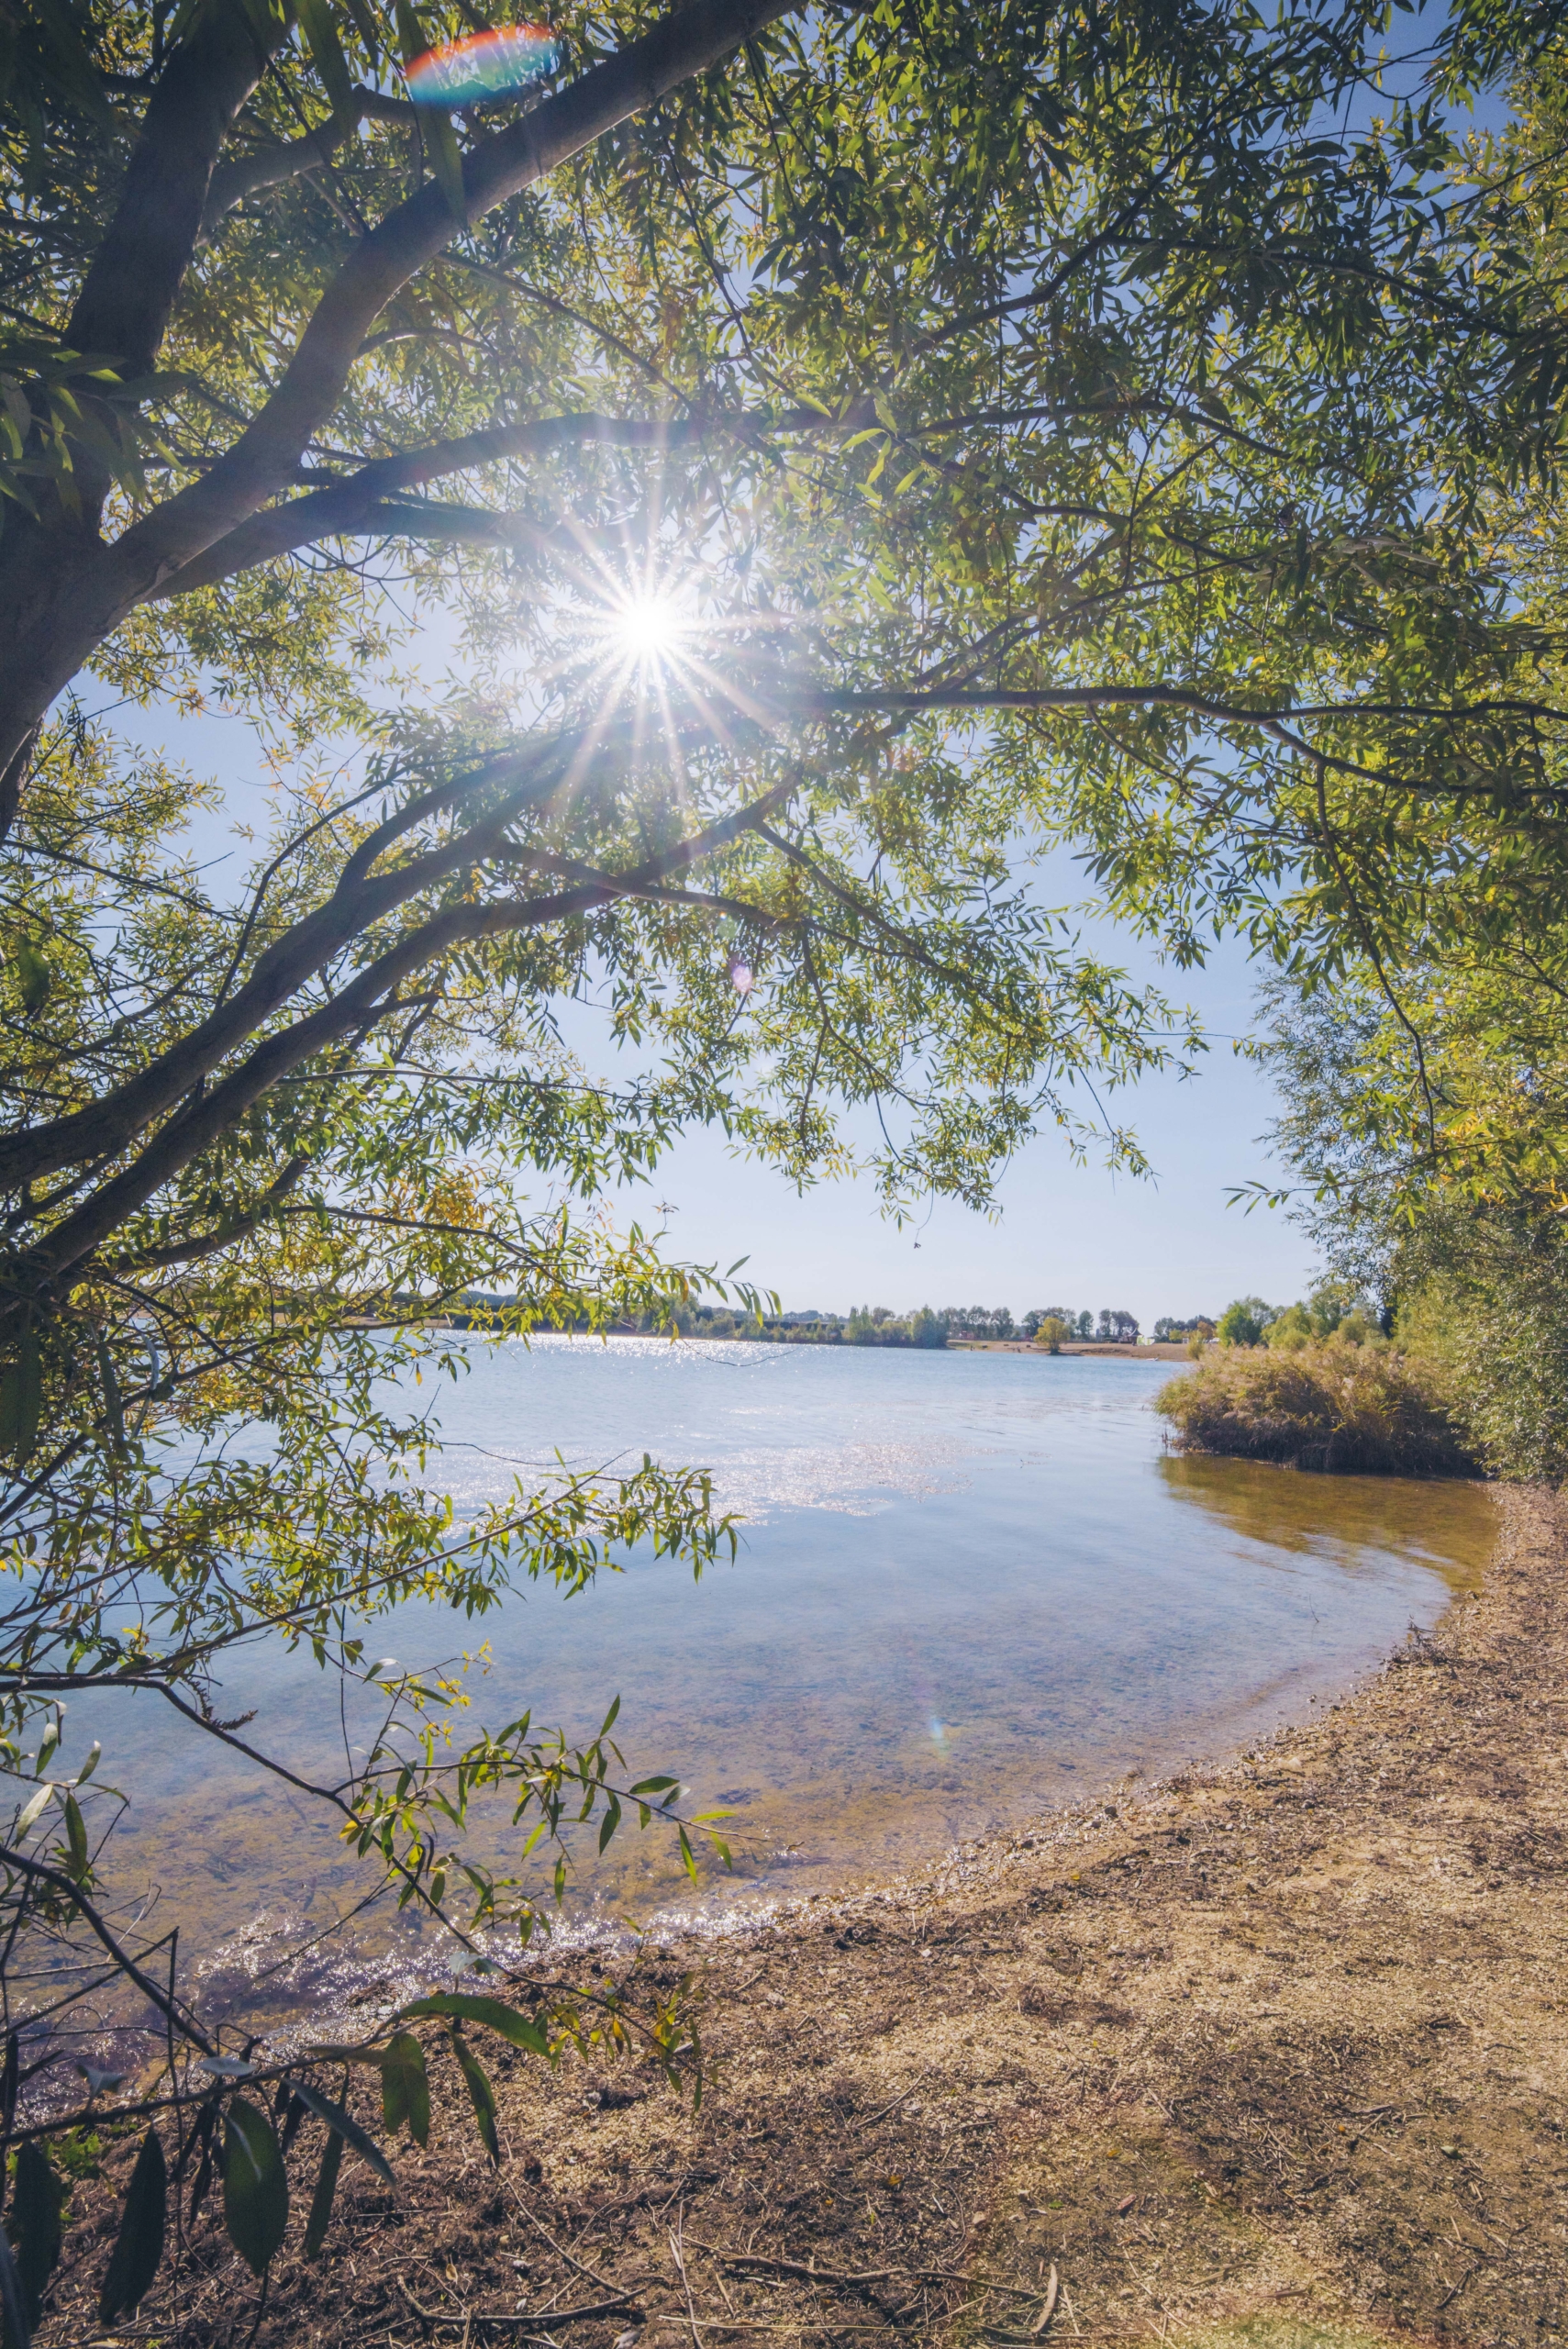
[302,2127,344,2262]
[379,2032,430,2147]
[0,1324,41,1467]
[289,2072,393,2259]
[58,1788,88,1883]
[288,2079,393,2183]
[448,2031,499,2166]
[98,2128,166,2323]
[420,106,468,228]
[403,1994,550,2057]
[0,2220,31,2349]
[294,0,355,117]
[392,0,467,224]
[221,2102,287,2279]
[9,940,50,1017]
[17,0,112,127]
[10,2144,62,2329]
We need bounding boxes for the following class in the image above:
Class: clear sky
[609,934,1317,1330]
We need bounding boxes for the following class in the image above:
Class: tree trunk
[0,523,139,804]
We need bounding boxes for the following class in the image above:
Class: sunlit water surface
[83,1341,1494,2019]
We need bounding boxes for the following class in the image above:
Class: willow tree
[1,0,1564,2305]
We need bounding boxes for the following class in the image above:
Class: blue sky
[620,935,1316,1330]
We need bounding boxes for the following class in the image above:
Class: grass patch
[1170,2321,1397,2349]
[1156,1341,1480,1475]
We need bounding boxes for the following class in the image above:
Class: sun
[616,596,684,664]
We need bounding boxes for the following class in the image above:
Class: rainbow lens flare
[405,24,557,105]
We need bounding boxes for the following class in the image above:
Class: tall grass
[1156,1341,1481,1476]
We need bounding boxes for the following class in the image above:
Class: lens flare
[406,24,558,105]
[727,952,754,996]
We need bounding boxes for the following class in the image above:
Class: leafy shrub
[1395,1210,1568,1481]
[1156,1341,1480,1475]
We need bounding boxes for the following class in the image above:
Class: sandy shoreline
[47,1482,1568,2349]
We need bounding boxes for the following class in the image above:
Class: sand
[39,1483,1568,2349]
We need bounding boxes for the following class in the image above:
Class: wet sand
[43,1482,1567,2349]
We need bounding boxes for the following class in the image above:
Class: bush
[1156,1340,1480,1475]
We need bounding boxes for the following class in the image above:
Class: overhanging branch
[111,0,804,593]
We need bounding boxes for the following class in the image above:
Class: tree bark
[65,0,283,389]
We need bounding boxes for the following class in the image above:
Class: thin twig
[670,2208,706,2349]
[712,2250,1047,2299]
[850,2064,939,2132]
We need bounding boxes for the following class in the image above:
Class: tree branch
[111,0,803,594]
[0,1845,216,2054]
[20,778,799,1288]
[148,402,859,601]
[66,2,286,389]
[0,738,582,1194]
[200,89,414,234]
[105,1154,311,1272]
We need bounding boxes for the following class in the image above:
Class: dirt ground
[41,1481,1568,2349]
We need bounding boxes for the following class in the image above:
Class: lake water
[87,1339,1495,2011]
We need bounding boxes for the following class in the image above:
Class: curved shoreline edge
[52,1485,1564,2348]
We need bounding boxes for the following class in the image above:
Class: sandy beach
[47,1482,1567,2349]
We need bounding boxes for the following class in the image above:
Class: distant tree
[946,1305,1014,1338]
[1109,1309,1140,1342]
[1218,1297,1276,1347]
[1077,1310,1095,1339]
[1262,1303,1313,1349]
[909,1308,948,1350]
[1036,1315,1073,1353]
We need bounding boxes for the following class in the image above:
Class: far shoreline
[428,1322,1199,1359]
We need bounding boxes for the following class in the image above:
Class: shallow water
[83,1340,1495,2013]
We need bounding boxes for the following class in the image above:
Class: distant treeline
[441,1298,1162,1345]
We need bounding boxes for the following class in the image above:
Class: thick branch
[66,3,285,385]
[805,684,1568,728]
[112,0,802,594]
[200,91,408,233]
[23,781,798,1287]
[105,1154,310,1272]
[0,740,577,1195]
[149,402,858,600]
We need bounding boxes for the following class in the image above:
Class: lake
[89,1339,1495,2014]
